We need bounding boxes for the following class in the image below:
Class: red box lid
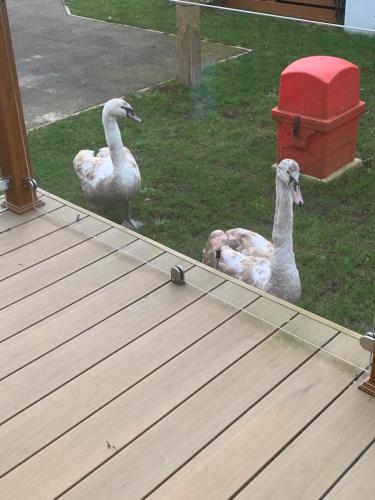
[277,56,361,120]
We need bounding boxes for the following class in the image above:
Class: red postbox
[272,56,365,179]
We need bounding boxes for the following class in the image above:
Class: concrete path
[8,0,247,128]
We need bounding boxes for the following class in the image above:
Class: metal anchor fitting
[171,265,185,285]
[0,177,11,192]
[23,177,38,191]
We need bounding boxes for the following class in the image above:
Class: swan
[73,98,142,227]
[202,159,304,303]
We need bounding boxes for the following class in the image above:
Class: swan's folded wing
[226,228,273,258]
[96,147,110,158]
[217,246,271,289]
[73,150,95,170]
[73,150,113,188]
[123,147,140,172]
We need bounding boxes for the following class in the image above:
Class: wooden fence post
[176,3,201,88]
[0,0,42,213]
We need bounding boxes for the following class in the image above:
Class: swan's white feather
[202,159,302,303]
[73,98,141,209]
[202,230,272,288]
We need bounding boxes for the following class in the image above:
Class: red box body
[272,56,365,178]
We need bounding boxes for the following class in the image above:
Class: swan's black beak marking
[215,249,222,270]
[288,176,304,206]
[121,105,142,123]
[128,109,142,123]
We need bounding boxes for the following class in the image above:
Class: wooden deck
[0,190,374,500]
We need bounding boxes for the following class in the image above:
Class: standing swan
[73,98,142,227]
[202,159,304,303]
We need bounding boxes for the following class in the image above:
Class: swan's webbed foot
[122,198,144,230]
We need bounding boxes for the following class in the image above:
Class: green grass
[66,0,176,32]
[29,2,375,333]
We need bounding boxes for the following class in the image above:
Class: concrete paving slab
[7,0,248,128]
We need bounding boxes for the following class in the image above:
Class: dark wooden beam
[0,0,42,213]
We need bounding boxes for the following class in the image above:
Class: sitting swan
[73,98,142,227]
[202,159,304,303]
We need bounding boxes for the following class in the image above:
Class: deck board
[0,281,207,477]
[0,195,61,232]
[241,296,294,325]
[0,191,374,499]
[0,262,179,380]
[148,349,360,500]
[0,205,81,254]
[0,288,245,477]
[0,227,135,309]
[236,376,375,499]
[62,329,327,500]
[325,441,375,499]
[148,251,194,274]
[280,313,337,346]
[0,216,111,281]
[0,296,293,498]
[0,245,158,343]
[0,268,182,423]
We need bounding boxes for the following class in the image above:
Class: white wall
[345,0,375,33]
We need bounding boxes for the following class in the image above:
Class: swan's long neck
[267,177,300,300]
[102,109,127,171]
[272,178,294,252]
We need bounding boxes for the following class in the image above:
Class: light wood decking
[0,190,374,499]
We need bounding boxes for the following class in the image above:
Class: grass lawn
[29,1,375,333]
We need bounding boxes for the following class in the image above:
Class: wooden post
[359,338,375,397]
[176,3,201,88]
[0,0,42,213]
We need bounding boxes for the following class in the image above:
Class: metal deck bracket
[171,265,185,285]
[359,332,375,353]
[23,177,38,191]
[359,332,375,397]
[0,177,11,192]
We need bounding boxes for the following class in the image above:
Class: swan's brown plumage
[73,98,141,212]
[202,159,303,303]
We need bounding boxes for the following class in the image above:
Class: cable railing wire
[0,2,370,373]
[26,203,371,374]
